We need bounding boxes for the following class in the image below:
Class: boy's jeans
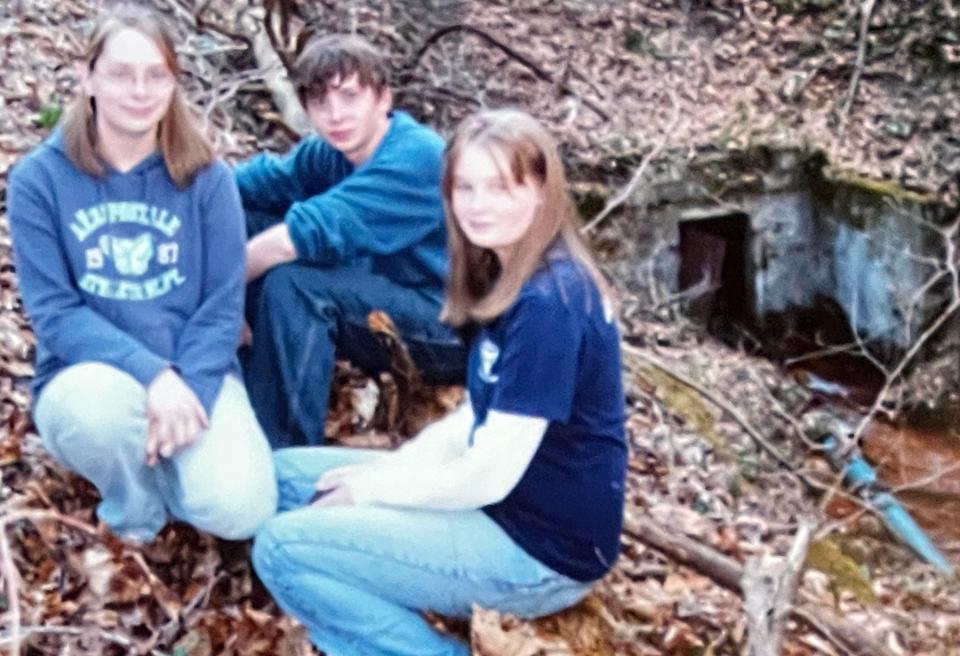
[253,447,591,656]
[243,202,466,450]
[34,363,277,542]
[242,260,467,449]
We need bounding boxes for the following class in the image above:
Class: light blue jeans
[34,362,277,542]
[252,447,592,656]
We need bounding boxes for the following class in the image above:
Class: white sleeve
[348,410,547,510]
[381,400,475,466]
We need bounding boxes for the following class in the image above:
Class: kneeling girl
[253,108,627,656]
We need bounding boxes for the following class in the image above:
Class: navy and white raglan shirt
[468,252,628,582]
[7,129,246,415]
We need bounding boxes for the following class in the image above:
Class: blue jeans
[252,447,591,656]
[241,260,467,449]
[34,363,277,542]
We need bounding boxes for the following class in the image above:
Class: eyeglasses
[94,64,175,93]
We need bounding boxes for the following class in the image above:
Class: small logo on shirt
[99,232,155,276]
[478,337,500,383]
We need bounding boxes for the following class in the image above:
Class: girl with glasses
[6,3,276,543]
[252,109,627,656]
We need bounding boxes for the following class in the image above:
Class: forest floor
[1,1,960,655]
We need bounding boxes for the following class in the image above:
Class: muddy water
[790,356,960,548]
[862,421,960,547]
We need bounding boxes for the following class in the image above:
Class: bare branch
[852,218,960,441]
[581,88,681,235]
[624,513,896,656]
[404,24,610,122]
[839,0,879,132]
[251,27,311,137]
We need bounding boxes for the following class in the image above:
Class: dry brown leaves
[2,1,960,655]
[309,0,960,207]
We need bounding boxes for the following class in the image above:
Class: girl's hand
[311,465,369,508]
[144,368,208,466]
[311,483,355,508]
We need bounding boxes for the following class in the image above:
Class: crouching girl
[252,108,627,656]
[7,4,276,542]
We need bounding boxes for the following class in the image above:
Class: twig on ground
[838,0,878,132]
[184,570,226,616]
[0,624,171,655]
[744,368,826,453]
[649,277,720,312]
[743,521,814,656]
[130,551,182,622]
[1,508,100,536]
[622,344,797,471]
[0,527,21,656]
[623,512,897,656]
[783,341,862,366]
[887,455,960,494]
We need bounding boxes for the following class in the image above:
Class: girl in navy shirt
[253,109,627,656]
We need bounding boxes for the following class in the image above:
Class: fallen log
[250,26,310,137]
[623,512,896,656]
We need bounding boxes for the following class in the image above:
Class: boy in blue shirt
[235,34,466,448]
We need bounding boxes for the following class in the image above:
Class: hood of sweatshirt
[45,127,168,207]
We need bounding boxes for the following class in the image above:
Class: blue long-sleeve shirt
[234,111,448,298]
[7,130,246,415]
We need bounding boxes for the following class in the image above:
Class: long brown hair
[441,109,611,326]
[60,3,213,188]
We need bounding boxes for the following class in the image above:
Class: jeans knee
[37,364,144,441]
[251,516,289,584]
[259,265,303,309]
[179,479,277,540]
[59,403,140,442]
[38,394,144,469]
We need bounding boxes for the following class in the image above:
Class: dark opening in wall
[677,212,886,405]
[678,213,752,344]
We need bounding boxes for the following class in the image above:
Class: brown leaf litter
[1,1,960,655]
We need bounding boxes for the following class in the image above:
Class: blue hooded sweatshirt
[7,130,246,415]
[234,110,448,299]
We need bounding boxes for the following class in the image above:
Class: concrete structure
[600,147,952,354]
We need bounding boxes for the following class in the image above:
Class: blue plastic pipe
[822,435,954,576]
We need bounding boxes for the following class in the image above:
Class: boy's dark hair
[292,34,390,104]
